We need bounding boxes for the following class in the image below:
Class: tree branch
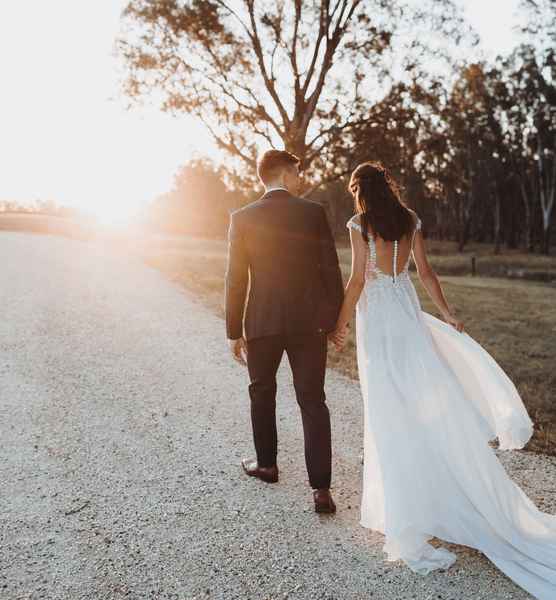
[244,0,291,127]
[291,0,303,106]
[300,1,362,134]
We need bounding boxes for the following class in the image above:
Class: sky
[0,0,522,222]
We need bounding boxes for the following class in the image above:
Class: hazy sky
[0,0,522,221]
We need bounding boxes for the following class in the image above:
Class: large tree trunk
[493,182,502,255]
[519,177,534,252]
[434,202,445,241]
[542,221,552,254]
[540,192,554,255]
[536,133,555,255]
[457,152,476,252]
[457,187,474,252]
[457,216,471,252]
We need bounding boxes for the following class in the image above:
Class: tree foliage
[122,1,556,253]
[147,158,247,236]
[119,0,472,186]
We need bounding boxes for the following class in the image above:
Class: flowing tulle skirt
[356,277,556,599]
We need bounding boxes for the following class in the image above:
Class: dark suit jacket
[225,189,344,341]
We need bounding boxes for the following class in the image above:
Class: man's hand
[228,337,248,366]
[328,325,349,351]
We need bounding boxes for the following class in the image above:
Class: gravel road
[2,231,555,600]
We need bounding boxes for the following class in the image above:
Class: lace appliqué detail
[346,213,421,285]
[366,228,378,281]
[347,217,378,281]
[347,214,421,232]
[346,216,362,233]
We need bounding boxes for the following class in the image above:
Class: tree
[501,44,556,254]
[118,0,473,188]
[517,0,556,253]
[438,64,513,251]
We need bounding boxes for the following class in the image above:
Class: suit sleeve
[317,206,344,319]
[225,211,249,340]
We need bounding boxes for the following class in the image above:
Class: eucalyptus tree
[515,0,556,253]
[118,0,473,188]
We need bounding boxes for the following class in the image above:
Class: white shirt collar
[265,186,289,194]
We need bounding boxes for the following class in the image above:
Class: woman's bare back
[353,211,419,277]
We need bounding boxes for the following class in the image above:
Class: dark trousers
[246,332,332,489]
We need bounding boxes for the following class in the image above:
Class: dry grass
[2,214,555,455]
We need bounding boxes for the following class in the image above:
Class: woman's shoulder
[346,214,363,232]
[406,208,422,231]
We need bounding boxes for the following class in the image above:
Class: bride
[330,161,556,599]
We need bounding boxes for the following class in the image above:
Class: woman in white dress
[330,161,556,599]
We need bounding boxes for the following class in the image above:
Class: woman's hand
[329,324,349,351]
[443,312,464,333]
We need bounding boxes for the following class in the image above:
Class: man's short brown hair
[257,149,300,184]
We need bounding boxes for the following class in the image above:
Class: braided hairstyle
[349,161,414,243]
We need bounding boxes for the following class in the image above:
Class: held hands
[328,324,349,351]
[228,337,248,366]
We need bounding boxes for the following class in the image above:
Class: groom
[225,149,344,513]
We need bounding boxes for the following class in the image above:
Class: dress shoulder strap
[410,212,422,250]
[346,215,363,233]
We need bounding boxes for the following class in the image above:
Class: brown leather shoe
[313,488,336,513]
[241,458,279,483]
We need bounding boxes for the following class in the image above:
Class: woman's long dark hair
[349,161,414,242]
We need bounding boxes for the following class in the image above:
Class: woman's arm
[330,224,368,347]
[412,229,464,332]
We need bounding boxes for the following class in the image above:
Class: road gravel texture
[2,232,555,600]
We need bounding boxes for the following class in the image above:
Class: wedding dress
[347,214,556,599]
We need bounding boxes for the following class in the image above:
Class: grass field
[2,213,556,455]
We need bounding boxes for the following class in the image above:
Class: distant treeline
[121,0,555,255]
[146,160,248,238]
[148,48,555,254]
[0,200,81,219]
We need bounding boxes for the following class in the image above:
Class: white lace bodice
[346,214,421,286]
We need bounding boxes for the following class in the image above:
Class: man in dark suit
[225,149,344,513]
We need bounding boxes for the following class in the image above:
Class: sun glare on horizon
[0,0,521,223]
[87,203,142,228]
[0,0,217,225]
